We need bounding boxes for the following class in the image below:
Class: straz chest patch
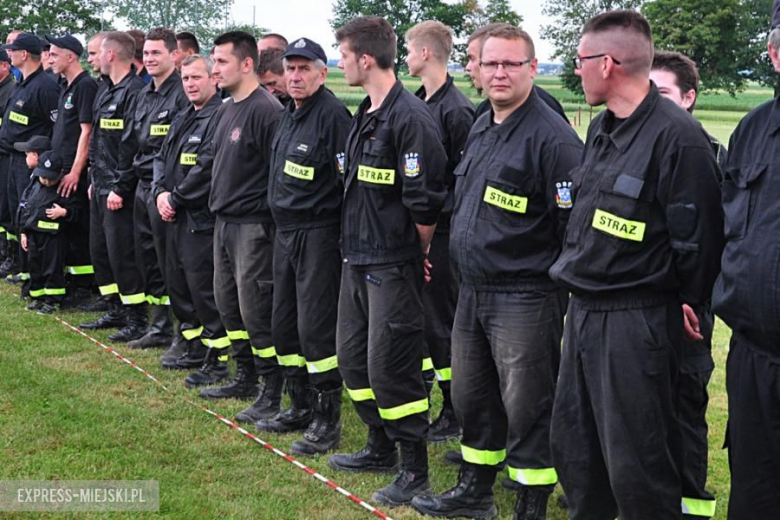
[230,126,241,144]
[180,153,197,165]
[100,118,124,130]
[556,181,572,209]
[483,186,527,214]
[150,124,170,136]
[358,165,394,185]
[592,209,645,242]
[284,160,314,181]
[404,153,421,178]
[336,152,345,175]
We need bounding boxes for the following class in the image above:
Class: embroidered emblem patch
[556,182,573,209]
[404,153,420,178]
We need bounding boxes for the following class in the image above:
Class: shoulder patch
[336,152,345,174]
[404,153,421,178]
[555,181,573,209]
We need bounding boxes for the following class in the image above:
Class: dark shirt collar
[63,69,90,92]
[19,65,43,87]
[356,80,404,124]
[289,84,327,121]
[472,87,540,141]
[110,65,138,91]
[769,95,780,135]
[147,69,181,95]
[414,74,455,105]
[194,92,222,118]
[595,82,659,153]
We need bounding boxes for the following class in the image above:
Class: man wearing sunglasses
[549,10,724,520]
[412,26,581,520]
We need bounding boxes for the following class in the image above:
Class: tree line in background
[0,0,776,95]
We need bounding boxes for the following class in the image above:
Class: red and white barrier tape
[55,317,393,520]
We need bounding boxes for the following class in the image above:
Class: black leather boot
[160,334,188,369]
[291,387,342,456]
[428,382,461,443]
[513,484,554,520]
[184,348,230,387]
[199,362,258,400]
[234,371,284,423]
[372,440,431,506]
[127,304,173,348]
[411,463,498,518]
[256,375,310,432]
[108,303,149,343]
[80,298,127,330]
[173,339,208,369]
[328,426,398,473]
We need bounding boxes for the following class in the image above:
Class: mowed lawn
[0,73,758,518]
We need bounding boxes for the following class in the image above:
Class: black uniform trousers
[422,230,458,388]
[337,258,429,442]
[272,224,342,389]
[63,174,95,289]
[725,334,780,520]
[452,285,565,484]
[166,218,228,358]
[551,294,683,520]
[27,231,66,303]
[89,191,145,304]
[213,219,278,371]
[679,310,716,519]
[8,153,31,277]
[0,152,10,239]
[134,182,168,305]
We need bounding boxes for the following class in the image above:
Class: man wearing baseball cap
[262,37,351,456]
[46,34,99,307]
[0,33,59,284]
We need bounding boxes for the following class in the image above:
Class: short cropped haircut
[214,31,259,68]
[105,31,136,63]
[652,51,699,112]
[336,16,396,70]
[181,54,213,75]
[406,20,453,64]
[176,31,200,54]
[582,10,653,75]
[260,33,288,49]
[483,25,535,60]
[467,23,512,46]
[126,29,145,61]
[257,48,284,75]
[145,27,177,53]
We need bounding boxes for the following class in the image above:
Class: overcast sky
[230,0,557,62]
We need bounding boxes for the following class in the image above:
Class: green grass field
[0,73,761,518]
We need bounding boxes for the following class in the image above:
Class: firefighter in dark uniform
[412,27,582,520]
[46,35,99,307]
[262,38,351,455]
[152,54,230,385]
[405,20,475,444]
[79,32,148,341]
[0,33,59,282]
[547,12,724,520]
[712,3,780,518]
[129,27,189,349]
[327,17,448,507]
[650,50,724,520]
[0,48,15,268]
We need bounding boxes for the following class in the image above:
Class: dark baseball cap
[5,33,42,54]
[0,49,9,63]
[32,151,63,180]
[46,34,84,57]
[14,135,52,154]
[282,38,327,63]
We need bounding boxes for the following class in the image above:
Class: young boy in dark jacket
[19,150,76,314]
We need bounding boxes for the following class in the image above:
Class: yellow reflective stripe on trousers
[99,283,119,295]
[67,265,94,275]
[252,346,277,358]
[507,466,558,485]
[44,288,66,296]
[227,330,249,340]
[422,357,434,372]
[0,226,4,233]
[461,444,506,466]
[277,353,307,367]
[435,367,452,381]
[30,288,45,298]
[182,326,203,340]
[377,398,429,421]
[146,295,170,305]
[120,292,146,304]
[307,355,338,374]
[6,232,17,241]
[204,336,231,349]
[347,387,375,402]
[681,497,716,517]
[16,272,30,281]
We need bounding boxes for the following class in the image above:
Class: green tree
[330,0,471,71]
[484,0,523,26]
[0,0,105,38]
[644,0,746,94]
[541,0,643,94]
[736,0,779,95]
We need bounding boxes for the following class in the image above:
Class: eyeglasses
[479,59,531,73]
[572,54,622,70]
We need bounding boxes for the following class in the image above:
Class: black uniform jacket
[451,89,582,291]
[0,66,59,154]
[152,94,222,232]
[341,80,448,266]
[415,74,475,231]
[89,67,145,198]
[132,70,188,184]
[713,96,780,355]
[549,84,724,307]
[19,179,77,234]
[268,85,352,231]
